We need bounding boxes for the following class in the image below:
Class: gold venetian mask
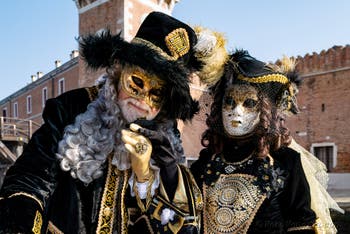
[120,65,165,109]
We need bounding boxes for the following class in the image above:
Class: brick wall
[288,45,350,172]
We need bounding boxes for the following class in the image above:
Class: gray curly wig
[56,75,130,184]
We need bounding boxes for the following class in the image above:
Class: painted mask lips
[231,120,241,127]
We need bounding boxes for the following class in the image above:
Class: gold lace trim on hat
[238,73,289,84]
[132,28,190,61]
[132,37,176,61]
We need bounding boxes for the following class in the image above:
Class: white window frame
[58,78,65,95]
[310,142,337,168]
[13,102,18,118]
[26,95,32,114]
[42,87,48,107]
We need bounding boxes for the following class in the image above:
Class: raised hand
[121,124,152,182]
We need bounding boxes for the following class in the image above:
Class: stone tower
[73,0,179,87]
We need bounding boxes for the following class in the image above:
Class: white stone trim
[124,0,134,41]
[26,95,32,114]
[58,78,65,95]
[78,0,110,14]
[137,0,172,14]
[13,102,18,118]
[310,142,337,168]
[42,87,48,108]
[301,66,350,78]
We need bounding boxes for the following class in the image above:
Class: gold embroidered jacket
[0,87,202,234]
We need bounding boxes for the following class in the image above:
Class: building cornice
[75,0,110,14]
[0,57,78,105]
[300,66,350,78]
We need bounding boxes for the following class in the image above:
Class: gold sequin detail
[165,28,190,59]
[238,73,289,84]
[32,210,42,234]
[203,174,266,234]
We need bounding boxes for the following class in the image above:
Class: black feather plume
[79,30,124,69]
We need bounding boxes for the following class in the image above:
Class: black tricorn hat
[223,50,300,114]
[79,11,202,121]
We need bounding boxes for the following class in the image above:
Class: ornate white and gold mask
[222,84,260,137]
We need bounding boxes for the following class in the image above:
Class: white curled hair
[56,75,131,184]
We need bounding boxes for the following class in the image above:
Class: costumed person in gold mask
[190,50,342,233]
[0,12,226,234]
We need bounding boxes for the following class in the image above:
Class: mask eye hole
[224,96,236,107]
[132,76,144,89]
[243,99,258,108]
[149,88,163,97]
[149,89,164,104]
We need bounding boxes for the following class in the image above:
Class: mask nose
[231,104,244,116]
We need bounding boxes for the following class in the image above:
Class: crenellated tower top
[296,45,350,74]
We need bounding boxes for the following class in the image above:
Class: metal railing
[0,117,41,143]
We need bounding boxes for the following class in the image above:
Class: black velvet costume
[191,146,316,234]
[0,87,202,233]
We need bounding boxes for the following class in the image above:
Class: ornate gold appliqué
[203,174,266,234]
[96,160,121,234]
[86,86,99,101]
[165,28,190,59]
[32,210,42,234]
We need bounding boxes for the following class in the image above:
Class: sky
[0,0,349,100]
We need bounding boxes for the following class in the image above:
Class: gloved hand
[121,125,153,183]
[131,120,183,200]
[132,119,182,167]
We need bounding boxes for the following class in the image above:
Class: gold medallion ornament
[165,28,190,59]
[203,174,266,234]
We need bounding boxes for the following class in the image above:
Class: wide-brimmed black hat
[79,11,204,121]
